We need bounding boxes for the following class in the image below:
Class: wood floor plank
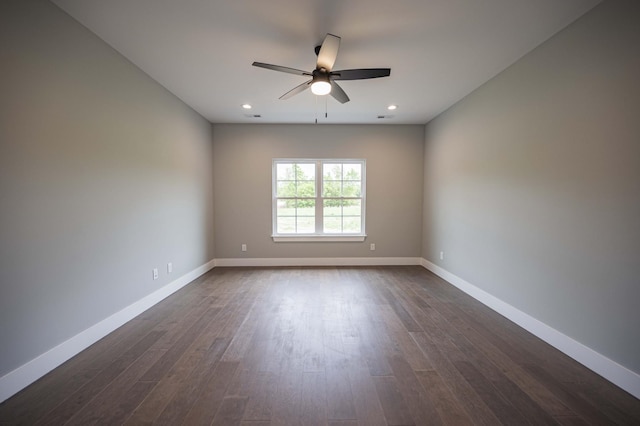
[269,368,303,426]
[91,380,157,425]
[123,310,224,423]
[226,305,280,418]
[152,338,232,425]
[372,375,416,426]
[181,360,240,425]
[354,298,393,376]
[301,371,328,425]
[344,345,387,426]
[379,303,433,372]
[221,299,267,362]
[554,415,591,426]
[453,359,531,425]
[1,266,637,426]
[410,331,502,426]
[211,396,249,426]
[379,287,423,333]
[301,294,328,373]
[415,369,474,426]
[215,276,265,341]
[387,355,443,425]
[127,335,230,425]
[139,301,221,382]
[239,371,277,422]
[324,338,357,421]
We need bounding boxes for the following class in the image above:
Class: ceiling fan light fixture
[311,80,331,95]
[311,80,331,96]
[311,72,331,96]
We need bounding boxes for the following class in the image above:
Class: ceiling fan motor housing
[312,68,330,81]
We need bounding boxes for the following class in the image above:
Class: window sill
[272,235,366,243]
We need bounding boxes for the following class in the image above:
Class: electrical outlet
[241,244,247,252]
[167,262,172,273]
[152,268,159,280]
[370,243,376,251]
[439,251,444,260]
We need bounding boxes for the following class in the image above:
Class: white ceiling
[52,0,600,125]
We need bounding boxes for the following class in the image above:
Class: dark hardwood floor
[1,266,638,425]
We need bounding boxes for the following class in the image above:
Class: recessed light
[387,104,397,110]
[242,104,252,109]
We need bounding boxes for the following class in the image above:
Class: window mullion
[315,161,322,234]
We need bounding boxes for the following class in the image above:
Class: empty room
[1,0,639,424]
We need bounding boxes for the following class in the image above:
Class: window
[272,159,366,241]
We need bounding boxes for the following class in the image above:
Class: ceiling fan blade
[279,79,313,100]
[252,62,311,76]
[316,34,340,71]
[330,68,391,80]
[329,81,350,104]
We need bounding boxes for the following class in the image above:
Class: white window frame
[272,158,366,242]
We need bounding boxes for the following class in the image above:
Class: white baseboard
[214,257,422,267]
[0,259,216,403]
[420,258,640,399]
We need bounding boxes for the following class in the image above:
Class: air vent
[377,115,394,119]
[244,114,262,118]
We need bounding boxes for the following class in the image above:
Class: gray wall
[422,0,640,374]
[213,124,424,259]
[0,0,214,377]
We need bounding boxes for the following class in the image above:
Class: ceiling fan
[252,33,391,104]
